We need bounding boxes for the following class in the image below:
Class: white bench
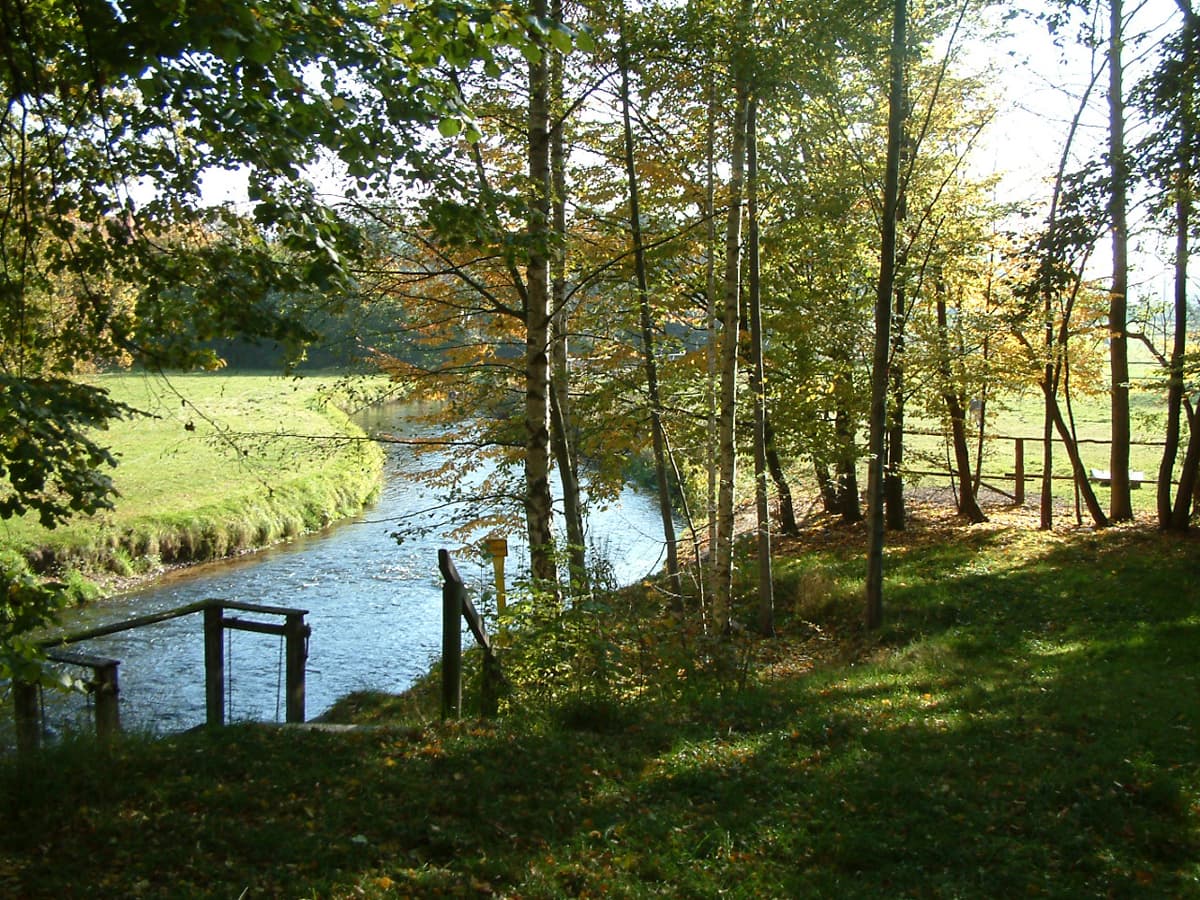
[1089,468,1146,489]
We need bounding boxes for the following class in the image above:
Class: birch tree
[616,5,684,598]
[711,0,753,632]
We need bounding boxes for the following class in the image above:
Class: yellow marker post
[484,536,508,614]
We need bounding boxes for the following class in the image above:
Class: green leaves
[0,551,70,684]
[521,17,596,61]
[0,378,133,529]
[438,116,464,138]
[547,25,575,54]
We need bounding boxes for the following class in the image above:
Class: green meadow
[0,372,386,589]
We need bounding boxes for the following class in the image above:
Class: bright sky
[973,0,1189,312]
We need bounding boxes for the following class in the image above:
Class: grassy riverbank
[2,502,1197,897]
[0,372,387,593]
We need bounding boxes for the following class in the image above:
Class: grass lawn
[902,379,1173,518]
[2,505,1197,898]
[0,371,388,583]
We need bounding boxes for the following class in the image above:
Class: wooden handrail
[36,598,309,647]
[439,549,503,720]
[16,598,310,754]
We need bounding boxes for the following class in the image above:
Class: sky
[971,0,1190,314]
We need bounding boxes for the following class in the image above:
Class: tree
[746,96,775,636]
[1008,222,1111,531]
[1136,1,1198,528]
[1,0,531,517]
[548,0,589,593]
[1163,2,1200,529]
[0,0,532,674]
[865,0,907,630]
[881,0,984,530]
[933,275,988,523]
[711,0,752,632]
[523,0,559,588]
[1106,0,1134,521]
[617,3,683,598]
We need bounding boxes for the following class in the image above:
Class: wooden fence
[439,549,504,719]
[14,598,310,754]
[902,430,1168,503]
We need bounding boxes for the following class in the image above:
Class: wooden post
[93,661,120,742]
[284,613,308,724]
[480,652,502,718]
[439,549,463,720]
[204,603,225,727]
[1014,438,1025,505]
[460,585,504,718]
[485,536,508,614]
[13,681,40,754]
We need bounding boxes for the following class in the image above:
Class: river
[18,403,673,744]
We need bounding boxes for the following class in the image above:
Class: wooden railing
[14,598,310,754]
[902,430,1169,503]
[439,549,503,719]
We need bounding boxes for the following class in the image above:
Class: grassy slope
[2,514,1197,898]
[1,372,386,581]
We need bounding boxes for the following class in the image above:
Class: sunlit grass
[0,371,387,582]
[2,522,1197,897]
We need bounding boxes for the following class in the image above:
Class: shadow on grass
[1,527,1197,898]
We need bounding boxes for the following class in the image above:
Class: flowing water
[16,404,674,744]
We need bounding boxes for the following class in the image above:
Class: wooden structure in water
[14,598,310,754]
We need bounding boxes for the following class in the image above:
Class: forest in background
[2,6,1199,893]
[2,0,1199,669]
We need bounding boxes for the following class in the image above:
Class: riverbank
[1,372,388,599]
[4,502,1198,897]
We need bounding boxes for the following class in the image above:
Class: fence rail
[15,598,310,754]
[439,549,503,720]
[902,430,1175,505]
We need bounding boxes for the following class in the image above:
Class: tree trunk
[712,15,751,632]
[885,290,906,531]
[704,48,719,612]
[865,0,906,630]
[549,383,586,589]
[815,461,839,515]
[746,97,774,637]
[1159,165,1189,527]
[1172,413,1200,529]
[1045,383,1109,527]
[764,414,799,536]
[1040,391,1055,530]
[548,3,587,592]
[834,399,863,524]
[946,394,986,523]
[1162,9,1195,530]
[1108,0,1133,521]
[524,0,558,588]
[619,9,682,597]
[936,287,986,523]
